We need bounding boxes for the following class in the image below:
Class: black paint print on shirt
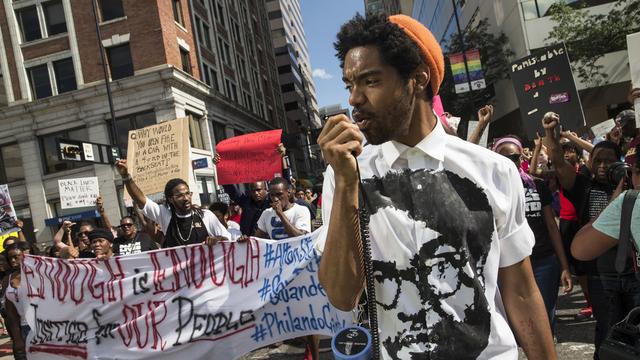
[361,169,494,359]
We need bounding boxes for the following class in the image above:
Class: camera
[607,162,632,186]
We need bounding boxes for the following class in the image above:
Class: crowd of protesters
[0,12,639,360]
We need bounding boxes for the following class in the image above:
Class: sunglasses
[120,223,134,228]
[76,231,90,237]
[504,153,522,164]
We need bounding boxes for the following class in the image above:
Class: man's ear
[411,64,430,96]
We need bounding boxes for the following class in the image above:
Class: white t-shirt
[321,120,534,360]
[142,198,231,239]
[257,203,311,240]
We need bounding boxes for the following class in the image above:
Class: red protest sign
[215,129,283,185]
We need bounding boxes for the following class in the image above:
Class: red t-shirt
[229,213,241,224]
[558,164,581,221]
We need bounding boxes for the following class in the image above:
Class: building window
[268,10,282,20]
[187,113,205,149]
[281,83,295,92]
[26,57,77,100]
[106,44,134,80]
[99,0,124,21]
[195,17,212,50]
[43,1,67,35]
[243,92,253,112]
[180,48,192,74]
[52,58,77,94]
[201,62,220,91]
[218,38,231,65]
[284,101,299,111]
[0,144,25,183]
[225,78,238,102]
[216,3,226,27]
[238,56,247,79]
[202,23,212,50]
[16,6,42,42]
[40,127,90,174]
[212,122,226,143]
[110,111,156,155]
[27,64,52,99]
[172,0,184,26]
[232,19,241,43]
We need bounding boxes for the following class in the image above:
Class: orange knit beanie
[388,14,445,95]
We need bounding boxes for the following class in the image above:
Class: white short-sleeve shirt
[141,198,231,239]
[321,120,534,360]
[257,203,311,240]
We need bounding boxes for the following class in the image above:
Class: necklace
[175,211,194,244]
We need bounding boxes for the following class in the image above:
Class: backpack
[599,190,640,360]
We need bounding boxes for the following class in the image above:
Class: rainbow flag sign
[449,50,486,94]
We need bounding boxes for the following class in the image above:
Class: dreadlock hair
[164,178,189,209]
[334,12,434,100]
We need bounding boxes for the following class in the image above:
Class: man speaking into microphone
[317,13,555,359]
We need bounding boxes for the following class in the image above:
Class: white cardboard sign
[58,177,100,209]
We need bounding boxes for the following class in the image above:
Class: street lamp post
[90,0,119,147]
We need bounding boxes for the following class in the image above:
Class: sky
[300,0,365,110]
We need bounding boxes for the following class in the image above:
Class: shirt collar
[380,118,447,168]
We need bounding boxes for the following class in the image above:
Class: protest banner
[510,43,585,139]
[215,130,283,185]
[59,177,100,209]
[628,32,640,128]
[126,118,190,199]
[18,228,352,360]
[0,184,18,235]
[590,119,616,140]
[467,121,489,148]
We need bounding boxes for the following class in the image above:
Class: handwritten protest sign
[58,177,100,209]
[18,228,352,360]
[215,130,283,185]
[590,119,616,140]
[126,118,190,199]
[510,43,585,139]
[0,184,18,235]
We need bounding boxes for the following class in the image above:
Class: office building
[266,0,323,179]
[0,0,286,244]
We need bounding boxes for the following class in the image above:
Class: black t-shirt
[524,178,554,259]
[113,232,158,256]
[163,213,209,248]
[564,173,627,275]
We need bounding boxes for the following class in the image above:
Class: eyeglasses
[172,191,193,200]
